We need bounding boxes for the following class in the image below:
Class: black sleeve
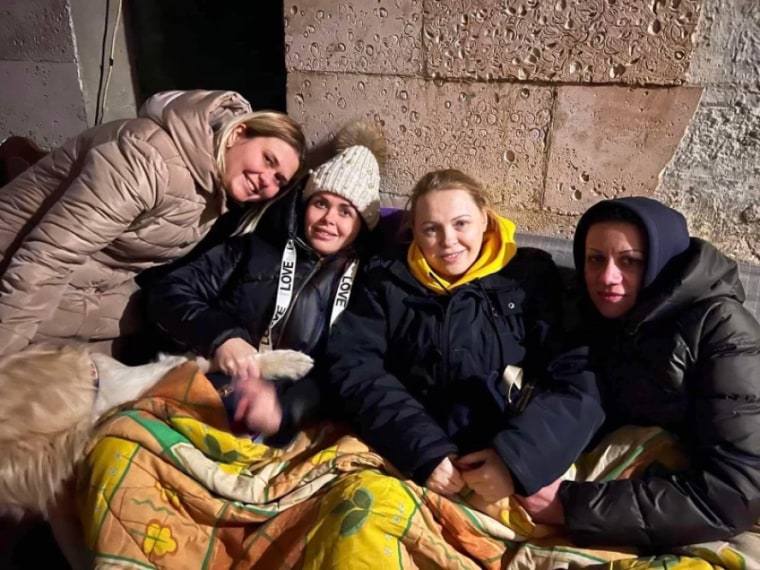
[325,272,458,484]
[148,235,252,357]
[561,301,760,548]
[493,250,605,495]
[265,366,328,447]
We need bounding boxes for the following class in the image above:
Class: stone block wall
[0,0,135,148]
[284,0,760,263]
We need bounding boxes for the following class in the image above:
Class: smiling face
[584,221,647,319]
[412,188,489,280]
[221,126,300,204]
[304,191,363,255]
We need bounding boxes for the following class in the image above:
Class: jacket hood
[407,214,517,294]
[630,238,745,324]
[573,197,690,289]
[139,90,252,195]
[572,197,745,324]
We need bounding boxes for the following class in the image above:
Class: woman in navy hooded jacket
[326,169,604,500]
[519,197,760,550]
[148,122,385,438]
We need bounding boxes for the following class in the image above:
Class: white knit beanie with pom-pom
[302,121,387,230]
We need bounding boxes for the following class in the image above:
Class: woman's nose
[441,227,457,246]
[601,260,622,284]
[260,170,276,190]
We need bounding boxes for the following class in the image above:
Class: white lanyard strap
[259,239,297,352]
[329,259,358,327]
[259,241,358,352]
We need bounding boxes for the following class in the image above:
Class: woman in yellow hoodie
[326,168,603,503]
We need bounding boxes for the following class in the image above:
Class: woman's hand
[212,337,261,381]
[456,449,515,503]
[515,477,566,525]
[233,375,283,435]
[425,456,465,496]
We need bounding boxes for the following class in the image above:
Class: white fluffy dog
[0,343,312,567]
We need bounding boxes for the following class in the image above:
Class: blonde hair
[215,110,306,182]
[405,168,493,228]
[0,344,95,515]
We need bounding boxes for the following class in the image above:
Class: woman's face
[584,221,646,319]
[412,188,489,280]
[304,192,363,255]
[221,125,300,204]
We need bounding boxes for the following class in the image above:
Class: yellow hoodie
[407,214,517,294]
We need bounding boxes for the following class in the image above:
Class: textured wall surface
[0,61,87,148]
[0,0,87,148]
[425,0,701,84]
[659,0,760,262]
[290,72,552,210]
[0,0,136,148]
[545,86,702,214]
[0,0,75,62]
[69,0,136,125]
[286,0,423,75]
[286,0,760,263]
[658,86,760,260]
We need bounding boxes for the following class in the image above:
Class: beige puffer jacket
[0,90,252,356]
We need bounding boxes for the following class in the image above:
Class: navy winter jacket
[325,245,604,493]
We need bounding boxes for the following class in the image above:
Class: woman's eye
[264,155,274,167]
[586,255,604,265]
[623,257,644,267]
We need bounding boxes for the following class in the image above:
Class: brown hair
[215,110,307,182]
[405,168,493,228]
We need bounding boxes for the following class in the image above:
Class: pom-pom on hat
[303,121,387,230]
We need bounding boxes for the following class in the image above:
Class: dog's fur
[0,344,313,519]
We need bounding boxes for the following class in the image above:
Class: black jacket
[148,188,358,435]
[563,198,760,548]
[325,245,604,494]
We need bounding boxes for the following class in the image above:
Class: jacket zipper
[273,257,324,349]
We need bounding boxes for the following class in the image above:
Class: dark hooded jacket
[561,197,760,549]
[148,181,360,435]
[325,241,604,494]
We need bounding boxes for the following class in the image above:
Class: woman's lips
[598,291,624,302]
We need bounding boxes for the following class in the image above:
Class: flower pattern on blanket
[77,363,760,570]
[141,521,178,557]
[155,482,180,509]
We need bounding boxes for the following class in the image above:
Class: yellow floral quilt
[77,363,760,569]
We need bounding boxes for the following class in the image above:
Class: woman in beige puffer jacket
[0,90,305,358]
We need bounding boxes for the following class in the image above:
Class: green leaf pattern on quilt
[331,488,374,537]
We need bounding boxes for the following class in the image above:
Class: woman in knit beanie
[147,120,386,439]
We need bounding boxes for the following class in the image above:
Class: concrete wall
[0,0,87,147]
[284,0,760,263]
[69,0,136,125]
[0,0,136,148]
